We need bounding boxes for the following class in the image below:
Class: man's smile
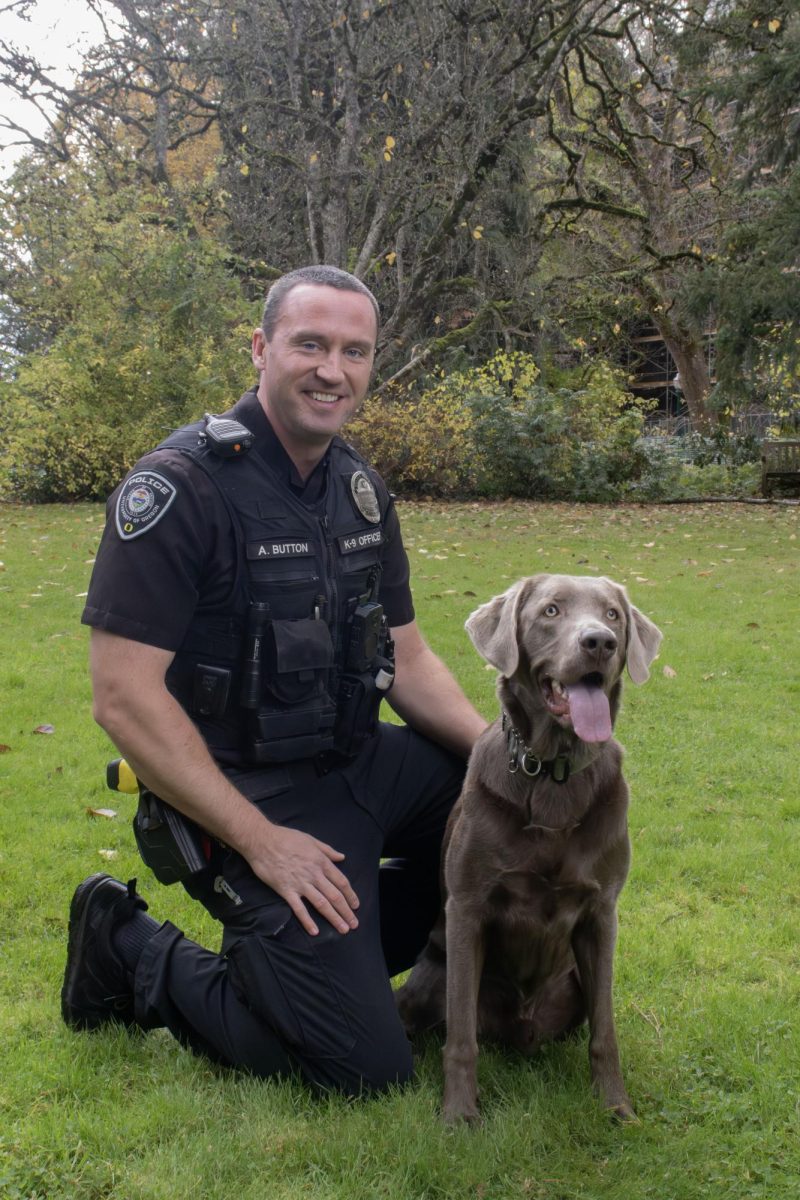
[308,390,342,405]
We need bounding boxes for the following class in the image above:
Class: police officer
[62,265,487,1095]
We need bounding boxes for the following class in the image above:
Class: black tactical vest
[157,418,392,767]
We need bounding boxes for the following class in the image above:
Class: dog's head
[465,575,662,745]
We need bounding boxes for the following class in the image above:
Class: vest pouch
[264,618,333,704]
[248,618,337,763]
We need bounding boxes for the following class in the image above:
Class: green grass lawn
[1,498,798,1200]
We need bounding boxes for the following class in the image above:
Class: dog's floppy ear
[465,578,534,675]
[625,602,663,684]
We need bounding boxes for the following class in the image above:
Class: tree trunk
[657,326,716,430]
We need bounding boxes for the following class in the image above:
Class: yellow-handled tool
[106,758,138,794]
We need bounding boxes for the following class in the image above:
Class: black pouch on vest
[248,617,337,763]
[133,788,210,885]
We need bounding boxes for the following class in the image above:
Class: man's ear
[251,328,268,370]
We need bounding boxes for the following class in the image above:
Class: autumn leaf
[86,807,118,820]
[385,251,397,265]
[663,665,677,679]
[769,18,781,33]
[0,744,11,753]
[98,849,119,860]
[33,724,55,734]
[384,135,396,150]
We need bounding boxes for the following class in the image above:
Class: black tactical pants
[132,723,464,1095]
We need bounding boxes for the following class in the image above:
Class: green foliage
[464,355,649,500]
[0,161,258,501]
[631,429,762,501]
[352,352,651,501]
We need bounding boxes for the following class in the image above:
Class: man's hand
[247,822,360,937]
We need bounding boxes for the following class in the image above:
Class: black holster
[133,788,211,885]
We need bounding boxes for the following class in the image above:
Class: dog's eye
[544,604,559,617]
[607,608,619,620]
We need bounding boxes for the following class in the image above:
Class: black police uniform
[82,387,464,1094]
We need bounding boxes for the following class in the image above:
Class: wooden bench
[761,439,800,496]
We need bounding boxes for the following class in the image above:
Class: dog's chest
[488,855,598,925]
[482,847,599,978]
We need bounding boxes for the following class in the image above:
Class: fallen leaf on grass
[86,807,117,820]
[0,744,11,753]
[662,665,678,678]
[33,724,55,734]
[98,849,118,860]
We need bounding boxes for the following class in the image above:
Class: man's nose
[315,351,346,382]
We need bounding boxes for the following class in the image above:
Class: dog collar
[502,712,586,785]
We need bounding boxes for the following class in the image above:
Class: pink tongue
[566,684,612,743]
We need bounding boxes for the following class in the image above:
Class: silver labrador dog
[396,574,662,1123]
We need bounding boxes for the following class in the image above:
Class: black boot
[61,874,150,1031]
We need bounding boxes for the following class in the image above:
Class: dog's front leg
[442,897,485,1124]
[572,907,636,1121]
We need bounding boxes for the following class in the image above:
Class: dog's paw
[442,1099,481,1127]
[608,1100,638,1124]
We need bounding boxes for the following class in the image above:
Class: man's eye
[346,347,366,359]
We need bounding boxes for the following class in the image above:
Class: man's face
[251,284,377,460]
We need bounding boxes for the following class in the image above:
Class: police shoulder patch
[349,470,381,524]
[115,470,178,540]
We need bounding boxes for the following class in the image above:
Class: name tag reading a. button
[246,540,315,559]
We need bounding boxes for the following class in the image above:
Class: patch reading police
[349,470,381,524]
[115,470,178,540]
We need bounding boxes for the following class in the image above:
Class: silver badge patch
[116,470,178,540]
[350,470,380,524]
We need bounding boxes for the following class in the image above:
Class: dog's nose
[579,626,618,660]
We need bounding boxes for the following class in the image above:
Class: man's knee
[312,1032,415,1097]
[226,921,414,1096]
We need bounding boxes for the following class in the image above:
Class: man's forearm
[92,665,266,855]
[388,623,487,758]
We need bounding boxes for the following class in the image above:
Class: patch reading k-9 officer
[115,471,178,540]
[350,470,380,524]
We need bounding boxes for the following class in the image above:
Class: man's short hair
[261,266,380,340]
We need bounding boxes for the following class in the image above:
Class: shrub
[352,352,651,501]
[0,169,257,501]
[347,374,476,496]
